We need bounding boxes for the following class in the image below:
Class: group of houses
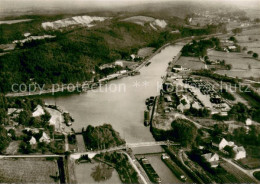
[29,132,51,145]
[99,60,138,70]
[213,137,246,160]
[199,137,246,168]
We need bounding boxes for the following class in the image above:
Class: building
[32,105,45,117]
[245,118,252,126]
[24,32,31,37]
[29,136,37,145]
[7,108,23,115]
[39,132,51,143]
[233,146,246,160]
[172,65,183,72]
[130,54,136,60]
[171,30,180,34]
[119,70,127,74]
[201,153,219,168]
[212,138,229,150]
[228,46,237,51]
[99,63,114,70]
[114,61,124,67]
[164,95,172,102]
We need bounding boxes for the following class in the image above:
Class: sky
[0,0,259,13]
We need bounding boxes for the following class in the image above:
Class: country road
[0,154,62,158]
[120,151,149,184]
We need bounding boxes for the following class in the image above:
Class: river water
[44,44,183,143]
[44,44,184,183]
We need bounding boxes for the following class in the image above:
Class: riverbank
[5,32,225,98]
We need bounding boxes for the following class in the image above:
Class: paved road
[0,154,62,158]
[120,151,149,184]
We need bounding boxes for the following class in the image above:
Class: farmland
[137,47,155,58]
[236,27,260,57]
[175,56,205,70]
[0,158,59,183]
[207,50,260,79]
[237,157,260,169]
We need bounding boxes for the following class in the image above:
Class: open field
[0,158,59,183]
[4,141,20,154]
[237,157,260,169]
[208,50,260,78]
[137,47,155,58]
[236,27,260,56]
[175,56,205,70]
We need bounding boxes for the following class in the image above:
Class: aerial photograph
[0,0,260,183]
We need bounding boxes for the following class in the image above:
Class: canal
[44,43,184,183]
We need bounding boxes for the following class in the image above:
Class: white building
[39,132,51,143]
[32,105,45,117]
[130,54,136,60]
[202,153,219,168]
[99,63,114,70]
[233,146,246,160]
[7,108,23,115]
[114,61,124,67]
[228,46,237,51]
[119,70,127,74]
[29,136,37,145]
[24,32,31,37]
[246,118,252,126]
[213,138,229,150]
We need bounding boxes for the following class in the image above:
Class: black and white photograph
[0,0,260,183]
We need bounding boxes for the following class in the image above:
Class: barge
[140,158,161,183]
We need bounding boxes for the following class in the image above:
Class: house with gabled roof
[32,105,45,117]
[39,132,51,143]
[233,146,246,160]
[29,136,37,145]
[201,152,219,168]
[212,137,228,150]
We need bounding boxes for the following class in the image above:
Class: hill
[0,13,226,93]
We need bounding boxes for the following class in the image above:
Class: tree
[247,51,253,55]
[0,125,11,153]
[248,64,251,70]
[171,119,198,147]
[41,110,51,122]
[226,64,232,70]
[253,53,258,59]
[213,123,228,136]
[19,141,33,154]
[91,164,113,182]
[228,102,250,122]
[0,109,7,125]
[8,129,16,140]
[229,36,237,43]
[18,110,31,125]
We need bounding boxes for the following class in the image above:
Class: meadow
[0,158,59,183]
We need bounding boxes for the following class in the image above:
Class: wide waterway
[44,43,184,183]
[44,43,184,144]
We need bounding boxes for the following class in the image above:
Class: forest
[0,15,227,93]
